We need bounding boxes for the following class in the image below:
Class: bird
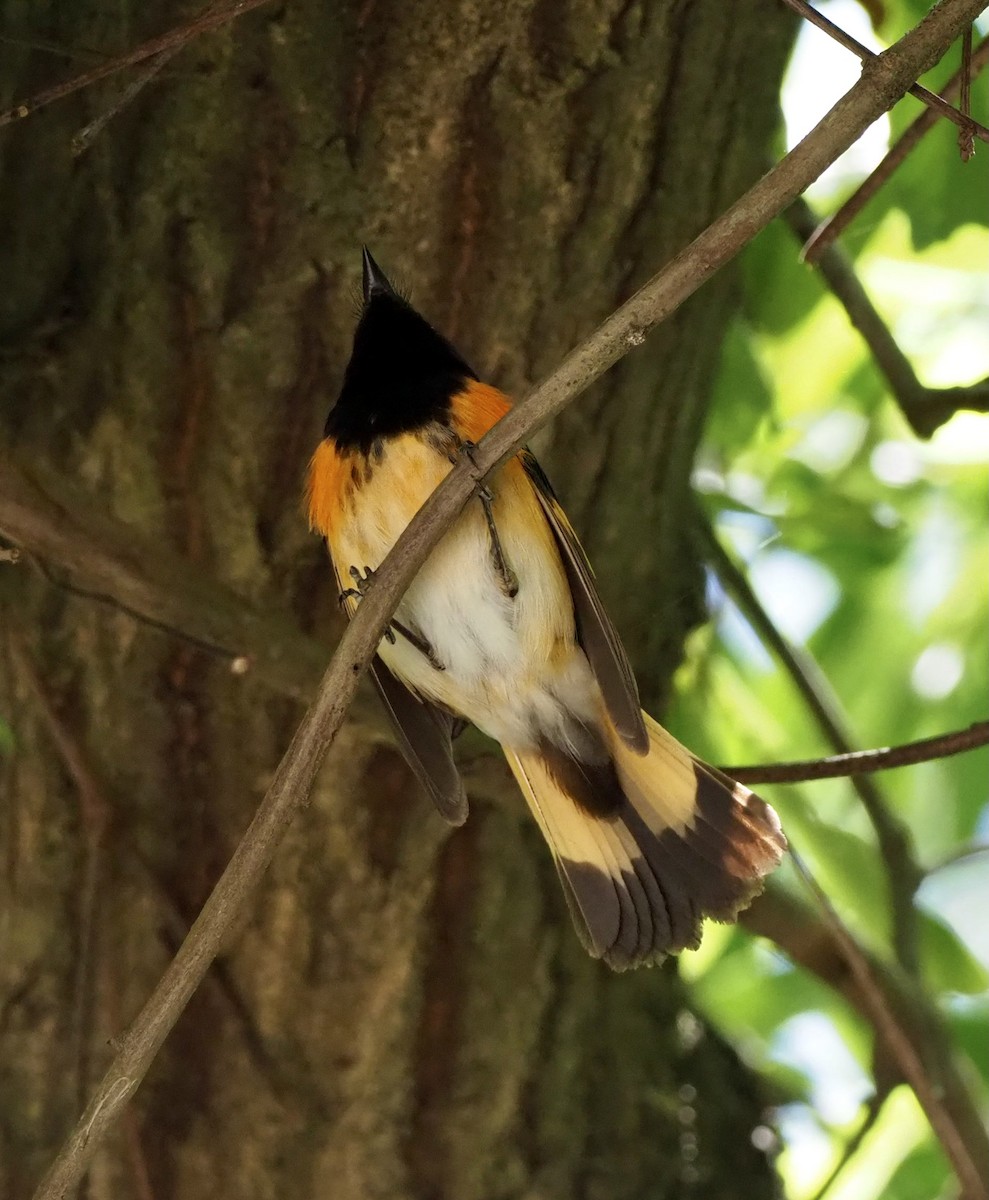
[306,247,785,970]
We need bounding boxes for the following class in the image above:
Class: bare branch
[7,629,109,1121]
[30,2,989,1195]
[71,46,181,157]
[779,0,989,143]
[8,624,331,1115]
[7,630,108,834]
[724,720,989,783]
[696,515,923,971]
[807,1090,890,1200]
[958,25,975,160]
[742,880,989,1197]
[703,526,989,1191]
[0,0,273,130]
[804,35,989,261]
[0,453,327,703]
[787,195,989,431]
[786,847,989,1200]
[467,746,989,1193]
[0,33,110,65]
[786,196,989,438]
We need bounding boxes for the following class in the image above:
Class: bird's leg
[387,617,445,671]
[342,565,444,668]
[478,486,519,598]
[452,438,519,599]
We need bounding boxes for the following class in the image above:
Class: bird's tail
[504,713,785,970]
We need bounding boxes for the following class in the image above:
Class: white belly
[329,435,599,748]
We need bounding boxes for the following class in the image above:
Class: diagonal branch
[0,454,327,703]
[807,1090,890,1200]
[786,845,988,1199]
[958,26,975,159]
[463,748,989,1194]
[0,0,273,130]
[779,0,989,143]
[786,196,989,437]
[7,629,109,1121]
[71,46,181,157]
[30,2,988,1195]
[803,35,989,261]
[741,879,989,1198]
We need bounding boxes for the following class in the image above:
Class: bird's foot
[342,565,444,667]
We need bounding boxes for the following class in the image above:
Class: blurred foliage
[668,4,989,1198]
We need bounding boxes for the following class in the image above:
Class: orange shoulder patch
[450,380,513,443]
[306,438,351,538]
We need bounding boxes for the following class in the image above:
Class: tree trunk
[0,2,794,1196]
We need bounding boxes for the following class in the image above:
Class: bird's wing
[330,556,469,827]
[369,656,469,826]
[520,448,648,755]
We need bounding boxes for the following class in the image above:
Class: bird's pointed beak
[362,246,397,302]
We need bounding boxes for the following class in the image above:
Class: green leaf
[946,997,989,1091]
[742,220,823,336]
[880,1142,949,1200]
[706,321,776,456]
[691,936,840,1044]
[770,794,891,949]
[919,909,989,996]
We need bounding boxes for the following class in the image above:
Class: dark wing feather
[521,449,648,755]
[369,657,469,826]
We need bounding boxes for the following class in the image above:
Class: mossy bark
[0,2,793,1196]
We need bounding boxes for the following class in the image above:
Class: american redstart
[307,248,785,969]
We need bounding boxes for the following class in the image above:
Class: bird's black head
[323,248,476,452]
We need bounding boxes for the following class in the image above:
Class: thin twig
[711,513,989,1194]
[808,1089,890,1200]
[786,195,989,437]
[927,842,989,874]
[7,632,108,833]
[8,631,109,1122]
[30,3,989,1195]
[804,35,989,260]
[0,0,273,130]
[724,720,989,783]
[72,46,181,157]
[741,880,989,1195]
[958,25,975,160]
[0,33,111,64]
[779,0,989,144]
[0,454,328,704]
[27,550,267,669]
[8,621,325,1111]
[787,844,988,1200]
[696,516,923,972]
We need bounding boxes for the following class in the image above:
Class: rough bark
[0,1,794,1197]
